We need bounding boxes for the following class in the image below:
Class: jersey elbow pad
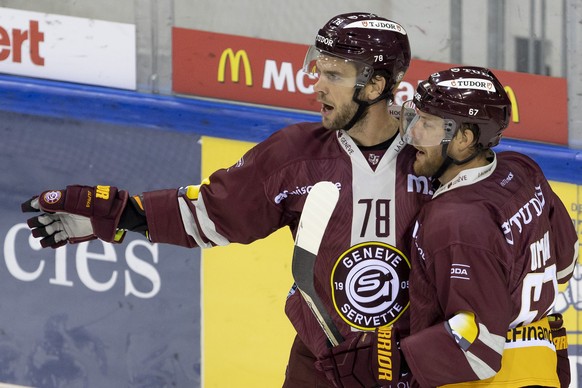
[445,311,505,380]
[445,311,479,351]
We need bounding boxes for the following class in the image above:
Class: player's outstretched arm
[21,185,129,248]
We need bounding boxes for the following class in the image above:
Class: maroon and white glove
[21,185,129,249]
[315,326,403,388]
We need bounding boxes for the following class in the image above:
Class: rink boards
[0,74,581,387]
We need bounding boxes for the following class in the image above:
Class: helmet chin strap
[431,143,481,190]
[342,87,392,131]
[430,145,452,191]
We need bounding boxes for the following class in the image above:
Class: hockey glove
[548,313,570,388]
[315,326,403,388]
[21,185,129,249]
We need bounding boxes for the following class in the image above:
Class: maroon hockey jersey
[142,122,430,358]
[400,151,578,387]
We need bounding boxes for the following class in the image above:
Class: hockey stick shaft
[293,246,344,346]
[292,181,343,346]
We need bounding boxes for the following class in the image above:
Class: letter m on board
[217,48,253,86]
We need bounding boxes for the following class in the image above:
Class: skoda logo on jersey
[331,242,410,330]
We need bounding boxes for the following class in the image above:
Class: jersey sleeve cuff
[143,189,195,247]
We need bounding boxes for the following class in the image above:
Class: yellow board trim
[201,136,296,387]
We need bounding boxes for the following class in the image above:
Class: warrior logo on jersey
[331,242,410,330]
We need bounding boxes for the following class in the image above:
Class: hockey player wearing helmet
[303,13,410,135]
[318,66,577,387]
[20,12,429,387]
[399,66,512,185]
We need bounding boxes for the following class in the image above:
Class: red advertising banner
[173,28,568,145]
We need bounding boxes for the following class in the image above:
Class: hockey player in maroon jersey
[315,67,578,387]
[20,13,431,387]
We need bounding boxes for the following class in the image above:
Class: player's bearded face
[412,144,446,177]
[323,94,359,130]
[312,58,361,130]
[402,108,452,177]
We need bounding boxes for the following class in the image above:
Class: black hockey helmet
[411,66,511,149]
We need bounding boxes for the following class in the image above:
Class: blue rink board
[1,74,581,185]
[0,75,205,387]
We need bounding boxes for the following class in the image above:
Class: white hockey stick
[292,181,344,346]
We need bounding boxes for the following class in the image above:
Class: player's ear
[455,125,477,150]
[366,75,386,100]
[449,125,477,159]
